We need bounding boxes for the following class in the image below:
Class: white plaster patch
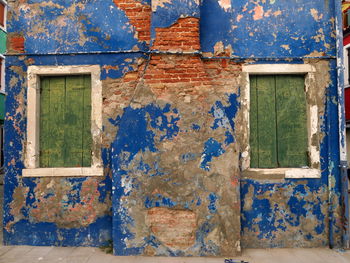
[152,0,172,12]
[211,105,231,129]
[214,41,224,55]
[200,154,209,170]
[285,168,320,178]
[253,5,264,20]
[213,41,233,56]
[273,10,282,17]
[121,176,133,195]
[280,44,290,51]
[310,8,323,22]
[23,168,103,177]
[218,0,231,12]
[309,104,320,167]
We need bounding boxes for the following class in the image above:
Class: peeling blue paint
[224,131,234,145]
[207,193,218,214]
[9,0,147,54]
[110,104,179,162]
[111,103,181,254]
[4,0,346,256]
[200,138,225,171]
[200,0,336,58]
[144,195,177,209]
[210,93,239,132]
[192,123,201,131]
[195,222,219,256]
[151,0,200,42]
[181,152,197,163]
[241,178,330,247]
[4,216,112,246]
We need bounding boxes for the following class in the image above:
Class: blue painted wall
[200,0,336,58]
[3,0,346,256]
[8,0,146,53]
[4,53,146,246]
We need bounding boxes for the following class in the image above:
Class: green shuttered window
[250,75,308,168]
[40,75,92,168]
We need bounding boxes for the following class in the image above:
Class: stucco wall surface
[3,0,345,257]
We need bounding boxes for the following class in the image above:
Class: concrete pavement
[0,246,349,263]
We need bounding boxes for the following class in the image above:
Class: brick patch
[8,34,25,53]
[152,17,200,52]
[114,0,151,43]
[146,207,197,250]
[143,55,241,98]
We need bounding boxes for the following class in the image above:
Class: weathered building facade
[0,0,7,171]
[3,0,349,257]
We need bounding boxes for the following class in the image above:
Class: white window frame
[0,54,5,94]
[23,65,103,177]
[241,64,320,179]
[0,0,7,32]
[343,43,350,88]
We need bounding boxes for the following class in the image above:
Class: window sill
[22,167,104,177]
[242,168,320,180]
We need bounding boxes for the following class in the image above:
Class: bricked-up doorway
[110,13,241,256]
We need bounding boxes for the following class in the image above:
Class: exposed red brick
[143,54,241,98]
[146,207,197,250]
[8,34,25,53]
[113,0,151,43]
[152,17,200,52]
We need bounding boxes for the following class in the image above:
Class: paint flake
[218,0,231,12]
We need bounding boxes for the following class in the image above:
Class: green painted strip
[0,30,6,54]
[82,75,92,167]
[0,93,5,121]
[48,77,66,167]
[249,75,259,168]
[256,75,278,168]
[64,76,85,167]
[39,78,51,167]
[276,75,308,167]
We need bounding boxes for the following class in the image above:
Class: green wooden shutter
[82,76,92,167]
[40,75,92,168]
[275,75,308,167]
[249,75,259,167]
[250,75,278,168]
[249,75,308,168]
[40,77,66,167]
[39,77,52,167]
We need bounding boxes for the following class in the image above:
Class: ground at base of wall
[0,247,349,263]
